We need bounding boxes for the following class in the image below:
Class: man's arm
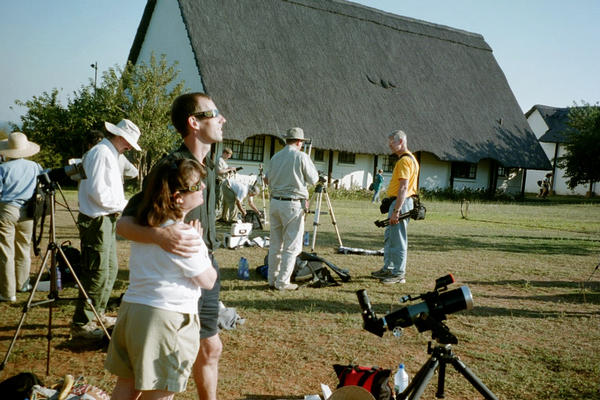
[116,215,203,257]
[389,178,409,225]
[235,198,246,217]
[246,196,260,214]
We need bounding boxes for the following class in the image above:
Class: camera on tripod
[317,171,327,184]
[356,274,473,344]
[46,162,86,184]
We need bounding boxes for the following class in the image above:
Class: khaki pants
[72,213,119,325]
[267,199,304,288]
[0,203,33,298]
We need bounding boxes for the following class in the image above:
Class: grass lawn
[0,192,598,399]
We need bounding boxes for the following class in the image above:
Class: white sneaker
[276,283,299,291]
[0,294,16,302]
[99,315,117,329]
[71,322,104,340]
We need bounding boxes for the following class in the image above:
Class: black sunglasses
[191,109,220,119]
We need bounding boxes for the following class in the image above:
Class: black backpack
[0,372,43,400]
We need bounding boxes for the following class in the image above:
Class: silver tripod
[257,163,268,226]
[0,176,110,375]
[307,179,343,252]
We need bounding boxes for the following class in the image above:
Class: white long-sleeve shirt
[78,138,127,217]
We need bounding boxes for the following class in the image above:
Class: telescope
[357,274,473,344]
[44,162,86,185]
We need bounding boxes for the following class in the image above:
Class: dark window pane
[223,136,265,162]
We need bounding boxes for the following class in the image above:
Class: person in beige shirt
[265,127,318,291]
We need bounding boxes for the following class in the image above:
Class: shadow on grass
[466,279,600,290]
[470,306,600,318]
[412,233,596,256]
[487,292,600,305]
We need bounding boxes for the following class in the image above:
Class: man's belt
[271,196,303,202]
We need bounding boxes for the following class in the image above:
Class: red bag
[333,364,393,400]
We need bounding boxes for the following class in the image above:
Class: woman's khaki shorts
[105,302,200,392]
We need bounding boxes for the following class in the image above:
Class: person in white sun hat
[0,132,43,302]
[71,119,142,341]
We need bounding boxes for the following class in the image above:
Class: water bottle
[393,363,409,395]
[55,266,62,291]
[237,257,250,280]
[303,232,310,246]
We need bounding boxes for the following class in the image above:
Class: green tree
[13,89,74,169]
[102,53,186,185]
[13,53,186,186]
[557,101,600,196]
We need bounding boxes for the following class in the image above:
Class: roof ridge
[283,0,491,51]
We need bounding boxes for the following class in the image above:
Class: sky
[1,0,599,126]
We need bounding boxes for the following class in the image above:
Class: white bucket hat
[104,119,141,151]
[283,127,309,141]
[0,132,40,158]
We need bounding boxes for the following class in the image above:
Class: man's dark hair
[171,92,212,137]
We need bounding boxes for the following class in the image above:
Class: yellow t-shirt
[386,151,419,198]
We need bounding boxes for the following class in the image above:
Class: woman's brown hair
[136,158,206,227]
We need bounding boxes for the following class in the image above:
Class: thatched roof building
[129,0,550,170]
[526,105,571,144]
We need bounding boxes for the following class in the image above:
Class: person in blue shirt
[0,132,43,302]
[372,169,384,203]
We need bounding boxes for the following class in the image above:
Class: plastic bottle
[303,232,310,246]
[237,257,250,280]
[55,266,62,291]
[393,363,409,395]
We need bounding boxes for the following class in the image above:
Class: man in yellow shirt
[371,130,419,284]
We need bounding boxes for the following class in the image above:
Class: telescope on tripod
[357,275,498,400]
[306,173,344,252]
[1,169,110,375]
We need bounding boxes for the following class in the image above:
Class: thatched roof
[525,104,571,143]
[130,0,550,169]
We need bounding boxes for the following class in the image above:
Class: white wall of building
[419,153,450,190]
[525,109,595,196]
[452,159,491,191]
[136,0,204,92]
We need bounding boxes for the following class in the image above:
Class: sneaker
[99,315,117,329]
[0,294,16,302]
[380,274,406,284]
[276,283,299,291]
[371,269,392,278]
[18,282,33,292]
[71,322,104,340]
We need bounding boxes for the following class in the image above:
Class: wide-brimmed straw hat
[0,132,40,158]
[104,119,141,151]
[283,127,309,141]
[329,385,376,400]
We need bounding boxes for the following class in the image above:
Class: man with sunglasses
[116,93,226,400]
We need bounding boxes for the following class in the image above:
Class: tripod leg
[450,357,498,400]
[310,191,323,252]
[56,247,111,339]
[0,248,53,371]
[323,191,343,248]
[435,358,447,398]
[400,357,439,400]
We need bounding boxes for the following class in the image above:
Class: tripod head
[357,275,473,344]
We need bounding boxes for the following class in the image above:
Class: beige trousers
[0,203,34,298]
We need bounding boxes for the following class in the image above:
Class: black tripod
[397,318,498,400]
[0,176,110,375]
[307,179,343,252]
